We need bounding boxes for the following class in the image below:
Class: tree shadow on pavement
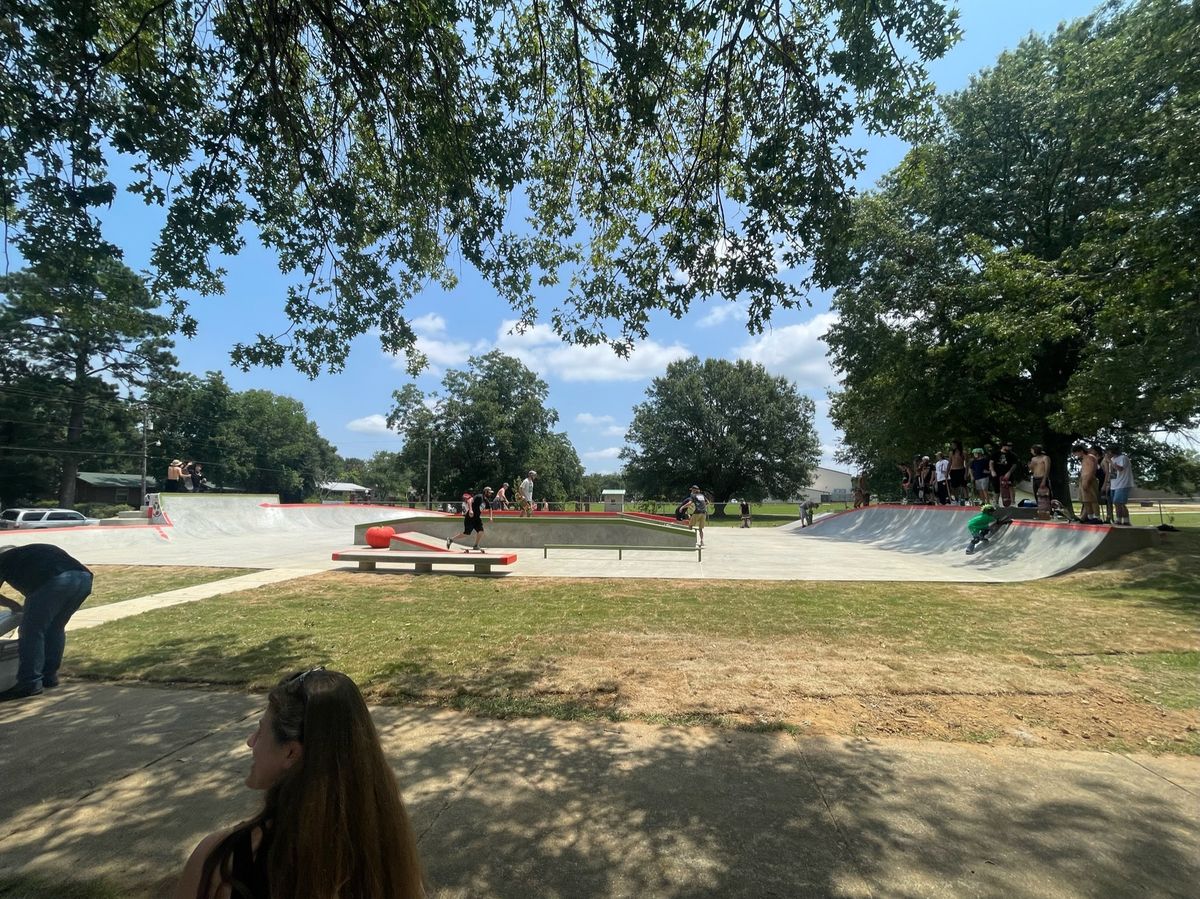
[2,686,1196,899]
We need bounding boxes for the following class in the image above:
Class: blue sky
[100,1,1099,473]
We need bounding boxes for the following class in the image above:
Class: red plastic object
[365,526,396,548]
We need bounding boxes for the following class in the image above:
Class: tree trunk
[57,350,89,507]
[1045,433,1076,519]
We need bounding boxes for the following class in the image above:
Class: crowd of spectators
[894,441,1135,524]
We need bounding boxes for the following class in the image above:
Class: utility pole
[140,403,149,507]
[426,437,432,511]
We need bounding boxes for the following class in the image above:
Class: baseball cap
[972,447,984,454]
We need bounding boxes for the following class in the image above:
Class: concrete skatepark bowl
[0,493,1164,581]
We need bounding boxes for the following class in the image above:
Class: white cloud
[582,447,623,462]
[496,320,689,382]
[411,313,447,335]
[575,412,628,437]
[345,414,396,436]
[696,302,748,329]
[732,312,839,392]
[576,412,615,426]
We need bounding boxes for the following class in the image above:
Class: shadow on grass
[67,633,326,689]
[1092,529,1200,620]
[5,686,1198,899]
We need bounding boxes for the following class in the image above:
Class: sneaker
[965,548,975,555]
[0,683,43,702]
[43,676,59,688]
[446,537,453,549]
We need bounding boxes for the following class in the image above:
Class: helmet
[981,504,996,514]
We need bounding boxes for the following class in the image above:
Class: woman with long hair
[174,668,425,899]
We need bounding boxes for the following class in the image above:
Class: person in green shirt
[965,504,1000,555]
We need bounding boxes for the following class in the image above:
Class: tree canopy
[388,350,583,501]
[2,0,959,376]
[144,373,338,501]
[0,260,174,503]
[621,356,820,503]
[824,0,1200,499]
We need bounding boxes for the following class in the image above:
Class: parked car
[0,508,101,529]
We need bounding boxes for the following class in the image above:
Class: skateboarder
[447,487,493,552]
[964,504,1004,555]
[739,498,751,528]
[687,485,709,548]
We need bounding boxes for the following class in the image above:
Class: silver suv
[0,508,101,529]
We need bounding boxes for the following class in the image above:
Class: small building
[796,467,855,504]
[601,489,626,512]
[319,481,371,503]
[75,471,156,508]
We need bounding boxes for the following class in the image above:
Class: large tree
[825,0,1200,502]
[2,1,959,376]
[621,357,820,506]
[0,260,175,504]
[218,390,339,500]
[388,350,582,501]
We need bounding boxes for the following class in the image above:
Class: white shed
[600,489,626,512]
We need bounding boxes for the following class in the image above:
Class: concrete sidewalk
[66,567,324,631]
[1,683,1196,898]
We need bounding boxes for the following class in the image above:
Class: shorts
[690,513,707,528]
[1081,481,1099,504]
[974,477,990,493]
[1111,487,1130,504]
[464,518,484,534]
[949,469,966,488]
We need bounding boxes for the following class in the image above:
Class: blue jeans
[17,570,93,689]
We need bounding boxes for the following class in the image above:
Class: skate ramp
[799,505,1161,580]
[0,494,430,568]
[156,493,427,537]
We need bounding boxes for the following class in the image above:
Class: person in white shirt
[934,452,950,505]
[519,470,536,517]
[1108,445,1135,526]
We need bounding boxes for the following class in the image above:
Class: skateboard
[999,477,1014,507]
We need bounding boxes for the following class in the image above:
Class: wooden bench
[332,549,518,574]
[542,544,702,561]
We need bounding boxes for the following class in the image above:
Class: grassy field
[65,529,1200,754]
[84,565,260,607]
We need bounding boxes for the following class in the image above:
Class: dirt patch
[514,633,1199,753]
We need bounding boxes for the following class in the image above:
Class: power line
[0,444,297,475]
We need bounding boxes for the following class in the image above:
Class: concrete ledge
[332,549,518,575]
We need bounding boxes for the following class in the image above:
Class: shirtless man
[1029,445,1051,503]
[1073,444,1100,523]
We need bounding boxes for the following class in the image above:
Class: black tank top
[229,826,271,899]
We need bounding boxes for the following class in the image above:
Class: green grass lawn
[64,530,1200,753]
[85,565,260,607]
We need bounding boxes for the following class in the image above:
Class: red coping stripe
[808,504,1110,532]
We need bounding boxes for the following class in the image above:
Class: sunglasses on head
[288,665,326,687]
